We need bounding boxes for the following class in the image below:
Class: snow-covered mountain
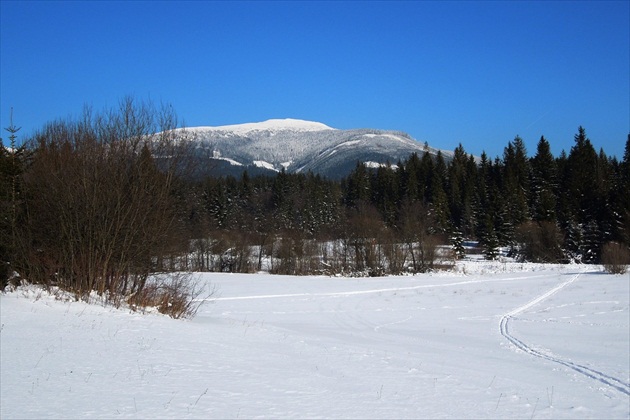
[180,118,452,179]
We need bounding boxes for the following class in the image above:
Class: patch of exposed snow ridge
[364,133,409,144]
[194,118,334,135]
[365,161,398,169]
[253,160,278,171]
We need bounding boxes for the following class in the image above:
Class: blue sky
[1,1,628,159]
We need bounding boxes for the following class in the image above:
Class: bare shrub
[601,242,630,274]
[515,221,564,263]
[204,230,254,273]
[128,273,209,319]
[270,229,311,275]
[14,97,194,308]
[398,201,440,273]
[345,202,386,276]
[381,229,407,275]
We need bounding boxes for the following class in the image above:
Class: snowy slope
[188,118,334,135]
[1,263,628,419]
[181,119,452,178]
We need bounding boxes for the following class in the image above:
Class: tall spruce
[565,127,603,262]
[502,136,530,233]
[530,136,557,222]
[619,135,630,243]
[1,109,25,286]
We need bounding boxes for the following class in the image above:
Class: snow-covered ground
[1,262,628,419]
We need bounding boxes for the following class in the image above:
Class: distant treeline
[2,99,629,309]
[180,128,630,268]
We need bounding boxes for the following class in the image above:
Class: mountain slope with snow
[181,119,452,178]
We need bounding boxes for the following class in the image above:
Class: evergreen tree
[447,144,475,236]
[450,229,465,260]
[371,163,398,226]
[481,215,500,260]
[567,127,599,223]
[1,109,26,287]
[617,134,630,244]
[344,162,371,207]
[502,136,530,230]
[563,127,604,262]
[530,136,557,222]
[419,151,435,203]
[400,153,421,202]
[429,151,450,233]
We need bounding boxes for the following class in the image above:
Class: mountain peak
[181,120,451,179]
[193,118,335,134]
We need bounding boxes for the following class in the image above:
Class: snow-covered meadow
[1,261,628,419]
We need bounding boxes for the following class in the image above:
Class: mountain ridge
[179,119,453,179]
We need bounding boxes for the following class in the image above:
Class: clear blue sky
[1,1,628,159]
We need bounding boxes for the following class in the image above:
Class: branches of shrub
[8,97,200,315]
[601,242,630,274]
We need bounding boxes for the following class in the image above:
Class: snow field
[1,264,628,419]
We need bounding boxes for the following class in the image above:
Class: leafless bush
[128,273,209,319]
[13,97,195,308]
[398,201,441,273]
[381,229,407,275]
[515,221,564,263]
[434,244,456,271]
[345,203,386,276]
[271,230,315,275]
[601,242,630,274]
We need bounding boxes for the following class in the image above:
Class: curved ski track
[499,270,630,396]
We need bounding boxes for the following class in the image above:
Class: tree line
[2,99,629,312]
[178,128,629,272]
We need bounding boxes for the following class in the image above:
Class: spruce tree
[502,136,530,229]
[1,109,25,287]
[618,134,630,244]
[482,216,500,261]
[564,127,606,262]
[450,229,465,260]
[530,136,557,222]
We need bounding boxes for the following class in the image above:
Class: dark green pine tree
[428,151,450,233]
[371,163,398,227]
[481,215,500,260]
[450,229,466,260]
[400,153,421,202]
[474,153,498,242]
[447,144,476,237]
[564,127,603,262]
[618,135,630,244]
[530,136,557,222]
[567,127,599,223]
[623,134,630,184]
[344,162,371,207]
[1,110,27,287]
[419,151,435,203]
[564,218,585,262]
[554,149,572,233]
[271,168,295,230]
[502,136,530,234]
[595,148,615,246]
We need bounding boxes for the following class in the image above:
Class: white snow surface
[253,160,278,171]
[1,262,629,419]
[189,118,334,135]
[364,133,408,144]
[364,161,399,169]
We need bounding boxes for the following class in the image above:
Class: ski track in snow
[499,269,630,396]
[204,274,552,302]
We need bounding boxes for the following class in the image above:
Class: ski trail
[206,274,551,302]
[499,270,630,396]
